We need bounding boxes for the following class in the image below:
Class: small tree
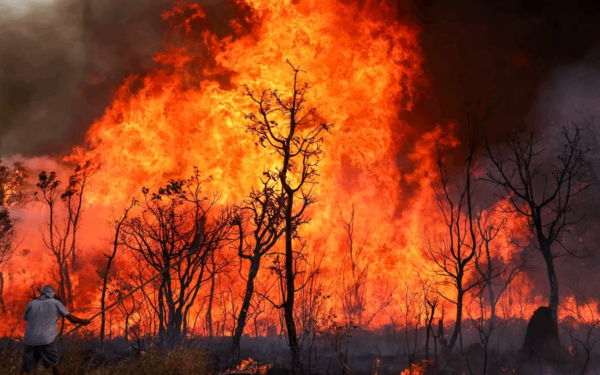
[244,61,332,374]
[36,162,96,307]
[424,108,487,354]
[98,198,136,350]
[485,125,590,325]
[231,172,286,354]
[473,208,530,331]
[562,288,600,375]
[122,169,232,350]
[339,204,370,327]
[0,210,17,313]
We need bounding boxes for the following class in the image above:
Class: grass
[0,345,208,375]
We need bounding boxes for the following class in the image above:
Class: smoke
[533,48,600,127]
[528,50,600,302]
[0,0,238,158]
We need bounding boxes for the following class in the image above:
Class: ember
[227,358,272,375]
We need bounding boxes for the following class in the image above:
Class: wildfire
[227,358,272,374]
[399,361,429,375]
[2,0,587,345]
[65,0,426,328]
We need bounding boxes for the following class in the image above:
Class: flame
[64,0,426,328]
[3,0,596,342]
[399,361,429,375]
[228,358,272,374]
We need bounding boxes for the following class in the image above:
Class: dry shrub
[0,345,207,375]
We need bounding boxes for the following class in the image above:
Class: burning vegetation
[0,0,600,375]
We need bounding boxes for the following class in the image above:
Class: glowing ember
[399,361,429,375]
[227,358,272,374]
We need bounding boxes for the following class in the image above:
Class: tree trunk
[63,262,73,307]
[425,304,435,361]
[232,256,260,354]
[125,314,129,342]
[0,271,5,314]
[488,282,496,332]
[542,247,559,325]
[284,194,302,375]
[447,289,463,352]
[206,273,215,338]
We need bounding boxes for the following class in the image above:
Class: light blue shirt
[23,296,69,346]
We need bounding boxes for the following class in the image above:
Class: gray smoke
[0,0,233,158]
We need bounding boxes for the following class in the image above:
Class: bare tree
[122,169,233,350]
[0,161,26,313]
[420,276,439,362]
[473,208,530,332]
[231,172,286,354]
[484,125,590,325]
[36,162,96,307]
[244,61,332,375]
[561,288,600,375]
[0,209,18,313]
[339,204,370,327]
[65,161,97,270]
[424,108,487,355]
[98,198,136,350]
[109,278,138,342]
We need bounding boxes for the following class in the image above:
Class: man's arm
[55,300,90,325]
[22,304,30,322]
[65,314,91,325]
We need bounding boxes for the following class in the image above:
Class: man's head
[40,285,56,299]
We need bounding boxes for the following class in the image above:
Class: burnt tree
[231,172,286,355]
[0,210,17,314]
[36,162,96,307]
[244,61,332,375]
[339,204,370,327]
[485,126,590,325]
[98,198,136,350]
[424,108,487,355]
[122,169,232,350]
[0,161,26,313]
[473,208,530,331]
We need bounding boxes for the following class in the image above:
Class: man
[21,285,90,375]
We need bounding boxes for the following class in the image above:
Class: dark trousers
[22,342,59,372]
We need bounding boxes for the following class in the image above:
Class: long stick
[58,217,206,339]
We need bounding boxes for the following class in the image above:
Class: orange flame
[3,0,595,340]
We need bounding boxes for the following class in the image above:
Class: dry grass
[0,345,208,375]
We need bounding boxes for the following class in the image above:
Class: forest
[0,0,599,374]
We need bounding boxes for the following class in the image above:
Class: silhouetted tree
[485,125,590,325]
[231,172,286,355]
[0,161,27,313]
[244,61,333,374]
[424,107,488,355]
[36,162,96,307]
[339,204,370,327]
[122,169,233,350]
[98,198,136,350]
[0,210,17,313]
[473,208,531,331]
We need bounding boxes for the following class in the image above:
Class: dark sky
[405,0,600,140]
[0,0,599,157]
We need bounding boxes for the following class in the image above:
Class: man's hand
[66,313,91,325]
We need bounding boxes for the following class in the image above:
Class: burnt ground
[2,314,600,375]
